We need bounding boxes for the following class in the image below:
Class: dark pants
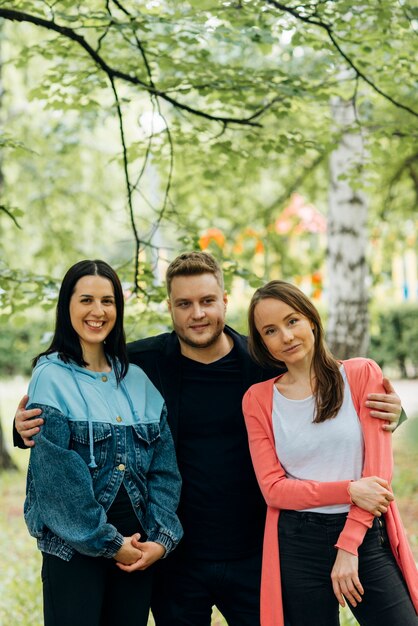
[42,551,153,626]
[278,510,418,626]
[151,549,262,626]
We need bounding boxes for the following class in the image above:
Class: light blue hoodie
[24,352,182,561]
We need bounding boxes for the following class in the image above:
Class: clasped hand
[114,534,166,572]
[349,476,394,516]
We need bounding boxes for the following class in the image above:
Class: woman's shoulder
[125,362,160,389]
[28,354,74,409]
[342,358,384,399]
[124,363,165,419]
[30,354,72,383]
[342,357,382,377]
[243,376,277,403]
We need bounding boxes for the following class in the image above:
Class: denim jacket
[24,354,182,561]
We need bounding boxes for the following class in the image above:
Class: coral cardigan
[242,358,418,626]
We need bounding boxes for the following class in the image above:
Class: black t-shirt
[176,346,266,559]
[107,483,146,539]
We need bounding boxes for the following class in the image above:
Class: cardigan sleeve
[243,387,351,510]
[335,358,394,556]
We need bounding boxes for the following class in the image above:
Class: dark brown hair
[248,280,343,423]
[33,260,128,384]
[165,251,224,295]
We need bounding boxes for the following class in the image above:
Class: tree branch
[385,151,418,212]
[264,0,418,118]
[0,8,266,127]
[107,0,174,264]
[0,205,22,228]
[108,75,144,294]
[261,151,327,219]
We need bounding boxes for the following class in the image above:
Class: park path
[393,379,418,418]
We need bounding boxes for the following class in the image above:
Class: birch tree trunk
[326,96,369,359]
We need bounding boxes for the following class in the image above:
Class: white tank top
[272,365,364,513]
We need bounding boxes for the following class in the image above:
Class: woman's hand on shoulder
[331,549,364,608]
[115,535,166,572]
[366,377,401,431]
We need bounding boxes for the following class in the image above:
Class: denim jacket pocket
[69,421,112,468]
[132,422,161,471]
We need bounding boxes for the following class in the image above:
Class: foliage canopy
[0,0,416,316]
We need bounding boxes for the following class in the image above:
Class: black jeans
[151,548,262,626]
[278,510,418,626]
[42,551,153,626]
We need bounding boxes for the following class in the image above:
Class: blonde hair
[166,251,224,295]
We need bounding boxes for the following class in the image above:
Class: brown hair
[165,251,224,295]
[248,280,343,423]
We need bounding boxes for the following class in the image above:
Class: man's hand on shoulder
[15,395,44,447]
[365,377,402,432]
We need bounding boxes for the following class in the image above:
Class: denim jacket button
[117,463,125,471]
[101,375,108,382]
[116,416,122,423]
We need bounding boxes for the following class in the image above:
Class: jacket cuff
[13,420,27,449]
[151,531,175,558]
[396,407,407,429]
[101,531,124,559]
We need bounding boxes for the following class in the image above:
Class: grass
[1,377,417,625]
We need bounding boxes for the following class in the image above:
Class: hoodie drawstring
[69,364,98,469]
[68,362,141,470]
[87,419,98,469]
[120,376,140,423]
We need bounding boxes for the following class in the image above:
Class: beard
[175,322,225,350]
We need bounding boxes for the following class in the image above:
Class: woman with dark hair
[24,260,182,626]
[243,280,418,626]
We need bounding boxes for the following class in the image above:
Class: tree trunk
[326,96,369,359]
[0,414,17,470]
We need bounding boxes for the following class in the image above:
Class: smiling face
[69,275,117,353]
[254,297,315,367]
[168,273,227,353]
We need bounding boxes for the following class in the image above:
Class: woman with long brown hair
[24,260,182,626]
[243,280,418,626]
